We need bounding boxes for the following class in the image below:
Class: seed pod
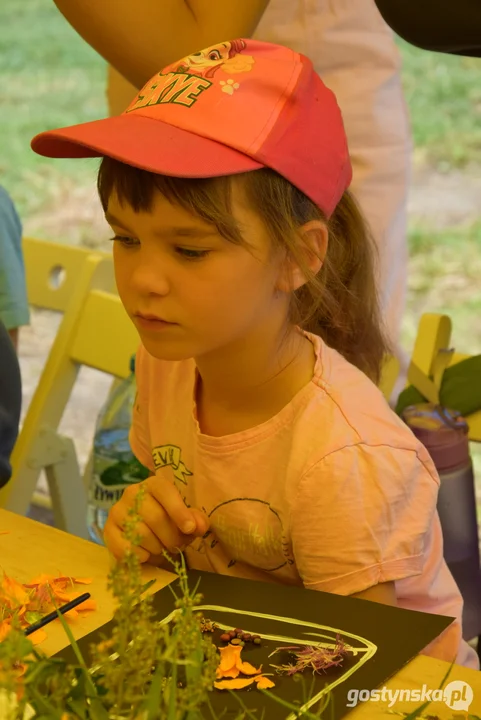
[220,633,231,643]
[231,638,243,646]
[229,630,236,638]
[234,628,243,635]
[253,636,261,645]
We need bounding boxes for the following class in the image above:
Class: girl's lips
[135,315,177,331]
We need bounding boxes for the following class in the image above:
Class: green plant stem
[402,658,455,720]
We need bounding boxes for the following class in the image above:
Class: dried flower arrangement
[0,487,458,719]
[269,636,348,676]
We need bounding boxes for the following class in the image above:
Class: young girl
[31,39,477,669]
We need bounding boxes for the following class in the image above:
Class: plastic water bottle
[87,355,150,544]
[402,403,481,641]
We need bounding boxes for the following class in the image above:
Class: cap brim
[31,114,264,177]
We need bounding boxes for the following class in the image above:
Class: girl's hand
[103,475,209,563]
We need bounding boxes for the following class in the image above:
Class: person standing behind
[0,186,30,351]
[53,0,411,378]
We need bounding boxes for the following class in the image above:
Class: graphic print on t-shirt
[199,497,295,572]
[151,444,294,573]
[152,444,193,484]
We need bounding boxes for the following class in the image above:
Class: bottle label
[90,477,128,510]
[89,456,150,510]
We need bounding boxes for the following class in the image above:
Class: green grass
[0,0,106,218]
[402,222,481,353]
[398,39,481,168]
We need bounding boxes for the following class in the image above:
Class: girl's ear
[276,221,328,294]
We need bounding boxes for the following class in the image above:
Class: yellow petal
[237,660,261,675]
[0,621,11,641]
[2,574,29,604]
[218,644,242,672]
[214,678,256,690]
[255,676,276,689]
[29,629,47,645]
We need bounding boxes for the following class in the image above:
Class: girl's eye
[110,235,139,247]
[175,247,210,260]
[109,236,209,260]
[209,51,221,60]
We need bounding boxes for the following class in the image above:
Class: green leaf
[438,656,455,690]
[29,687,62,718]
[70,667,87,700]
[259,688,325,718]
[46,590,109,720]
[167,580,179,601]
[24,611,43,625]
[86,697,111,720]
[186,710,204,720]
[167,661,178,720]
[190,576,202,601]
[24,658,63,686]
[0,631,33,662]
[141,664,164,719]
[230,690,274,720]
[51,608,85,667]
[67,699,89,719]
[403,657,455,720]
[185,646,203,688]
[140,578,156,595]
[30,646,47,662]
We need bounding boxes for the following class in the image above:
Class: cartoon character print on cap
[125,39,254,113]
[171,40,255,78]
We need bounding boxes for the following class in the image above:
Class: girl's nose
[129,255,171,296]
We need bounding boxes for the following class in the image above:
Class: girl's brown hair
[98,158,391,383]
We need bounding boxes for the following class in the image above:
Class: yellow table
[1,509,480,719]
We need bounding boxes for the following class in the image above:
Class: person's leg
[255,0,411,384]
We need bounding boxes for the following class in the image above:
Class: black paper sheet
[56,570,453,719]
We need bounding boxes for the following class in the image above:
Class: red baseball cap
[31,39,352,217]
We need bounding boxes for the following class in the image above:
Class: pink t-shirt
[130,330,478,669]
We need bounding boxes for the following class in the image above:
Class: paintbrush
[24,592,91,636]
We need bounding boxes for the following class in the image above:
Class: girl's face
[106,180,287,363]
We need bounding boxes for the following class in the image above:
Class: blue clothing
[0,319,21,487]
[0,187,29,329]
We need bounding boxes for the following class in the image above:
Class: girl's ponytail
[245,172,392,384]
